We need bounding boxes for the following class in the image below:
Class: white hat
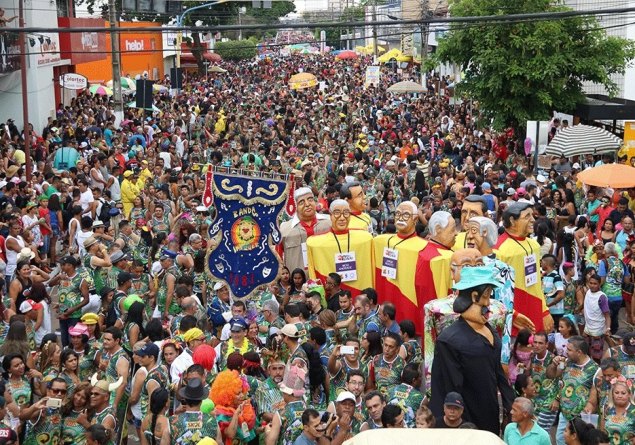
[336,391,356,403]
[196,205,208,212]
[80,141,88,148]
[213,282,227,291]
[572,163,581,170]
[0,181,7,189]
[386,160,396,167]
[92,220,104,228]
[391,155,398,161]
[18,247,35,261]
[536,174,546,183]
[280,324,300,338]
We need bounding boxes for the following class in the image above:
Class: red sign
[58,18,107,65]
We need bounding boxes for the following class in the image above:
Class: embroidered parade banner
[207,171,289,298]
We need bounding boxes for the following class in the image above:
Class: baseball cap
[506,188,516,196]
[230,318,248,332]
[117,271,133,285]
[68,323,89,337]
[60,255,79,267]
[135,342,159,357]
[482,182,491,191]
[572,162,581,170]
[444,391,464,408]
[280,324,300,338]
[336,391,356,403]
[19,299,42,313]
[516,187,526,196]
[213,282,227,291]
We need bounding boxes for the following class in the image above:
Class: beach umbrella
[336,50,358,60]
[545,124,622,157]
[88,84,113,96]
[208,65,227,73]
[126,101,160,112]
[577,163,635,188]
[289,72,318,90]
[387,80,426,94]
[106,77,136,90]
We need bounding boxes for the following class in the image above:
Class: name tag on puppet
[301,242,308,269]
[381,248,399,280]
[524,255,538,287]
[335,252,357,282]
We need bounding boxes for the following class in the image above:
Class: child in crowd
[508,329,533,385]
[583,274,611,363]
[549,315,578,357]
[541,255,565,328]
[414,405,435,429]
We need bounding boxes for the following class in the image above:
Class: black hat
[178,377,209,401]
[99,286,115,299]
[60,256,79,267]
[117,271,132,285]
[444,392,464,408]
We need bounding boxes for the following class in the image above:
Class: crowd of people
[0,51,633,445]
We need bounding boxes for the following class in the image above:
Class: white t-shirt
[80,189,94,212]
[35,300,51,346]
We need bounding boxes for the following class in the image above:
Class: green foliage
[215,39,257,60]
[312,6,365,50]
[246,1,295,25]
[434,0,635,129]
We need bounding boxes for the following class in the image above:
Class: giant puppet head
[330,199,351,232]
[466,216,499,255]
[460,195,487,231]
[450,248,483,283]
[295,187,317,224]
[452,265,501,327]
[503,202,535,238]
[395,201,418,237]
[340,181,366,214]
[428,211,457,249]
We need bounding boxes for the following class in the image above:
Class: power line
[5,5,635,33]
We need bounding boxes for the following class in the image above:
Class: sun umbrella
[106,77,136,90]
[545,124,622,157]
[208,65,227,73]
[126,101,160,112]
[387,80,426,94]
[289,73,317,90]
[576,163,635,188]
[88,84,113,96]
[336,50,358,60]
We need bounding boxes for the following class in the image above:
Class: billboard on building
[59,18,107,65]
[31,33,61,67]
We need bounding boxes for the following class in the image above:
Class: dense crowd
[0,52,633,445]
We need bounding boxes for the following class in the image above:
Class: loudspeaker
[135,79,153,109]
[170,67,183,90]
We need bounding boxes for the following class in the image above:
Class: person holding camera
[293,409,338,445]
[20,377,67,445]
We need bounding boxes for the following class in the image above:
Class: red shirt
[38,207,51,236]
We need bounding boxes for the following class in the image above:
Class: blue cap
[230,317,248,332]
[160,249,178,259]
[482,182,491,191]
[452,265,501,291]
[135,342,159,357]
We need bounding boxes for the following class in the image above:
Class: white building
[565,0,635,101]
[295,0,329,13]
[0,0,64,130]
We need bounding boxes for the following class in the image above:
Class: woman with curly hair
[210,369,257,445]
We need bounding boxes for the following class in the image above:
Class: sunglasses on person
[50,388,67,395]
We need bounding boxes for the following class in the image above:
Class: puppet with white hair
[306,197,374,296]
[278,187,331,272]
[466,216,515,365]
[373,201,429,333]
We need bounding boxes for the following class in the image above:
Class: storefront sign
[33,33,62,67]
[59,73,88,90]
[58,18,107,65]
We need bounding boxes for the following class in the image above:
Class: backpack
[98,198,113,226]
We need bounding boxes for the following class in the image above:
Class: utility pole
[108,0,123,124]
[18,0,31,180]
[420,0,429,87]
[372,0,378,61]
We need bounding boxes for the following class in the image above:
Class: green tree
[434,0,635,129]
[215,39,257,60]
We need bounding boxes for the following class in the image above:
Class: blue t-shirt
[543,270,565,315]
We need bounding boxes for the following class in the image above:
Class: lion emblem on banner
[207,172,289,298]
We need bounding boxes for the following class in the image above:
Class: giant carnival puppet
[278,187,331,272]
[494,202,554,334]
[340,181,373,232]
[307,199,373,297]
[453,195,488,250]
[415,211,456,314]
[373,201,428,333]
[423,248,507,389]
[430,265,515,435]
